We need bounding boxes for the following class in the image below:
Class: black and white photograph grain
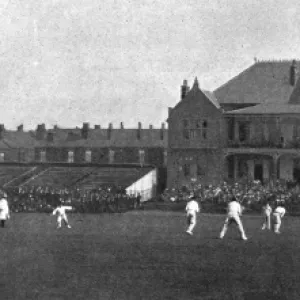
[1,0,300,299]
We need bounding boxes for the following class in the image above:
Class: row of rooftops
[0,123,168,149]
[2,59,300,148]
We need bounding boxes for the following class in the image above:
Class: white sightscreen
[126,169,157,202]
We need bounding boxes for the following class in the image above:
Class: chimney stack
[94,125,101,129]
[81,122,89,139]
[36,124,46,140]
[120,122,124,129]
[181,80,189,100]
[290,60,297,86]
[149,124,153,129]
[160,123,165,140]
[107,123,113,140]
[0,124,4,140]
[17,124,23,132]
[137,122,142,140]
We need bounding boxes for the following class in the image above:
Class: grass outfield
[1,212,300,300]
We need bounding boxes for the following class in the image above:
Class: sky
[0,0,300,130]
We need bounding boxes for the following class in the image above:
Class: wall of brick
[167,149,223,188]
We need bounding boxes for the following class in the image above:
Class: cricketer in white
[185,198,200,235]
[261,202,272,230]
[272,205,286,234]
[219,198,248,240]
[52,205,73,229]
[0,195,10,228]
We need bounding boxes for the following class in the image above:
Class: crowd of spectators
[159,180,300,213]
[5,185,141,213]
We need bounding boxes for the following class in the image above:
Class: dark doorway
[254,164,263,183]
[293,168,300,183]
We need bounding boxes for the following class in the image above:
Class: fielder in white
[0,194,10,228]
[185,196,200,235]
[52,204,72,229]
[272,203,286,234]
[220,197,247,240]
[261,202,272,230]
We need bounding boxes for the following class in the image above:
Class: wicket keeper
[220,196,248,240]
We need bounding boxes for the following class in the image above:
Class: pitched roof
[225,103,300,115]
[0,131,38,148]
[202,90,221,109]
[214,60,300,105]
[169,78,221,117]
[37,128,168,148]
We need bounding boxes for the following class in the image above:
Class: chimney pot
[181,80,189,100]
[137,122,142,139]
[36,124,46,140]
[149,124,153,129]
[160,123,165,140]
[107,123,113,139]
[81,123,89,139]
[290,60,297,86]
[17,124,23,132]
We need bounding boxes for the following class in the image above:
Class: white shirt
[263,204,272,216]
[185,200,200,214]
[53,206,72,217]
[273,206,286,218]
[0,199,9,220]
[227,201,242,216]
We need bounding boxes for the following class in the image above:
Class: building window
[163,150,167,166]
[0,153,4,162]
[227,118,234,141]
[40,151,46,163]
[109,149,115,164]
[19,150,25,162]
[190,130,197,139]
[239,122,250,142]
[202,120,208,139]
[68,151,74,163]
[182,119,190,139]
[85,150,92,163]
[183,164,190,177]
[197,164,204,176]
[183,120,189,128]
[183,129,190,139]
[139,149,145,166]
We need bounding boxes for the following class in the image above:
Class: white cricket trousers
[272,213,282,233]
[57,215,69,228]
[220,214,247,239]
[262,214,271,230]
[186,212,197,233]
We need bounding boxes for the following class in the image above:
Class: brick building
[167,60,300,189]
